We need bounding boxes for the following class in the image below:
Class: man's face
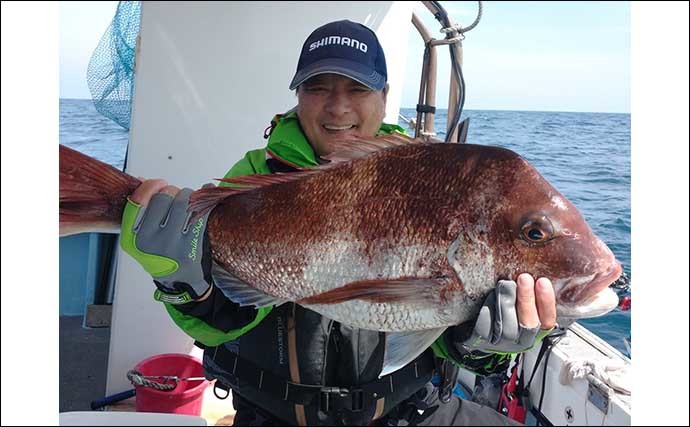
[297,74,387,157]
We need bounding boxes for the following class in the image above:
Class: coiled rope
[127,369,206,391]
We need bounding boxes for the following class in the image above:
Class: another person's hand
[462,273,557,353]
[120,179,214,303]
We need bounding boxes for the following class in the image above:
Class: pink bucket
[133,353,209,415]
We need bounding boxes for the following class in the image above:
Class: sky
[2,2,688,426]
[59,1,630,113]
[407,1,629,113]
[59,2,119,101]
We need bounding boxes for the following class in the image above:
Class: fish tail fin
[60,144,141,236]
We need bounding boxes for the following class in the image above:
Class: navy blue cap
[289,20,387,91]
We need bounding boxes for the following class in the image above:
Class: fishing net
[86,1,141,130]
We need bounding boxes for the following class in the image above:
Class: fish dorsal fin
[322,132,425,164]
[381,327,446,377]
[216,171,318,188]
[211,262,286,308]
[188,171,317,219]
[189,133,430,218]
[188,185,247,219]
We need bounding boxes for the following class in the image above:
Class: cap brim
[289,58,385,91]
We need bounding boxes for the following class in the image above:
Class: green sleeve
[431,329,551,376]
[220,149,271,183]
[164,301,273,347]
[431,337,513,376]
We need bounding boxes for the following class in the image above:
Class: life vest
[204,303,435,425]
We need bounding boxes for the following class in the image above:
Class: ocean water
[60,99,631,356]
[60,99,130,171]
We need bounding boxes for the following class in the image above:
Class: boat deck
[60,316,110,413]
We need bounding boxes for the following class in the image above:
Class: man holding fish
[61,19,621,426]
[124,20,557,426]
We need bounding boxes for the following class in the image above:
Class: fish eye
[520,215,554,244]
[527,228,544,240]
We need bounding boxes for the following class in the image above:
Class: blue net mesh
[87,1,141,130]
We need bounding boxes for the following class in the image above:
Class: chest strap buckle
[319,387,364,412]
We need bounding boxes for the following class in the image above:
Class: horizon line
[59,98,630,115]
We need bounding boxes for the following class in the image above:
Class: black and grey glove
[462,280,548,353]
[120,187,213,304]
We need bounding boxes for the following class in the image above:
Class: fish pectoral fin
[297,277,450,306]
[211,262,286,308]
[381,327,446,377]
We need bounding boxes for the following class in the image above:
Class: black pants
[231,383,522,426]
[374,383,523,426]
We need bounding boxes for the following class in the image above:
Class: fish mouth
[556,262,623,318]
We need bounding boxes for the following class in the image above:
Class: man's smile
[323,124,357,131]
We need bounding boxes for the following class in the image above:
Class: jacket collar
[266,111,407,169]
